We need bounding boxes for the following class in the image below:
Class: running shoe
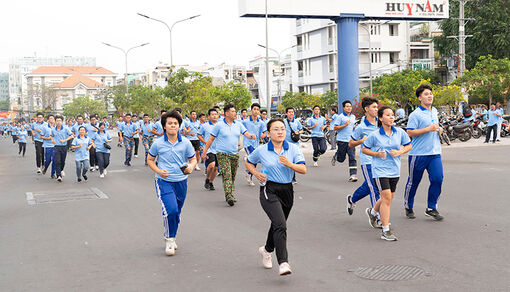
[381,230,398,241]
[42,167,47,175]
[77,178,82,182]
[425,209,444,221]
[90,167,95,172]
[204,179,210,190]
[259,246,273,269]
[375,219,383,229]
[134,155,138,158]
[227,197,235,206]
[209,183,215,191]
[95,166,99,170]
[165,238,176,256]
[366,208,378,228]
[104,170,107,176]
[99,174,105,178]
[279,262,292,276]
[331,155,336,166]
[313,161,318,167]
[61,171,65,177]
[36,168,42,174]
[348,175,358,182]
[195,165,201,171]
[83,175,88,181]
[405,208,416,219]
[50,174,56,179]
[57,177,62,182]
[347,195,356,215]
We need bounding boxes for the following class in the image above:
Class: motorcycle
[471,117,485,139]
[441,117,473,142]
[501,119,509,137]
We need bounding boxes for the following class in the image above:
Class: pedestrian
[115,116,124,147]
[87,116,100,172]
[283,107,303,146]
[32,112,46,173]
[186,110,202,171]
[484,103,500,144]
[16,125,28,156]
[198,108,219,191]
[306,105,328,167]
[52,115,73,182]
[328,108,338,150]
[94,122,112,178]
[119,113,136,166]
[147,110,197,256]
[71,126,94,182]
[245,118,306,275]
[496,102,504,141]
[202,104,257,206]
[260,109,270,144]
[404,84,445,221]
[347,97,380,218]
[241,103,267,186]
[66,119,74,152]
[363,106,412,241]
[331,100,358,182]
[152,110,167,139]
[40,115,56,179]
[131,114,141,158]
[140,114,155,166]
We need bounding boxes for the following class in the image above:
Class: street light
[257,44,297,107]
[102,42,149,96]
[137,13,201,66]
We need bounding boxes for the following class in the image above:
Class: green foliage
[434,0,510,69]
[321,89,338,108]
[211,81,252,112]
[453,55,510,104]
[63,96,108,118]
[277,91,322,112]
[432,85,464,108]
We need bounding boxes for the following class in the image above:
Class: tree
[211,81,252,112]
[434,0,510,69]
[321,89,338,109]
[107,85,130,115]
[184,75,219,115]
[432,84,464,113]
[277,91,308,112]
[162,68,191,104]
[374,70,425,109]
[63,96,108,118]
[27,84,58,111]
[453,55,510,104]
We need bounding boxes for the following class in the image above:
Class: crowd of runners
[1,84,454,276]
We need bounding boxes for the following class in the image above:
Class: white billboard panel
[239,0,449,20]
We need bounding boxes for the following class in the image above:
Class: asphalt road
[1,137,509,291]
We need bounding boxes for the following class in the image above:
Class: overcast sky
[0,0,294,74]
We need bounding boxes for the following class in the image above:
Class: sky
[0,0,294,74]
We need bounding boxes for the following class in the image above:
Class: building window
[296,18,302,26]
[371,52,381,63]
[370,24,380,35]
[297,35,303,52]
[298,86,304,92]
[327,26,335,45]
[298,61,304,77]
[390,52,399,64]
[328,54,335,73]
[389,24,399,36]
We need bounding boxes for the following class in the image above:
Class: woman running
[71,126,95,182]
[93,122,113,178]
[16,125,28,156]
[362,106,412,241]
[245,118,307,275]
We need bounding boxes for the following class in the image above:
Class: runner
[327,108,338,150]
[86,116,100,172]
[198,108,219,190]
[140,114,155,166]
[115,116,124,147]
[152,110,167,139]
[202,104,257,206]
[347,97,380,218]
[93,122,112,178]
[71,126,94,182]
[260,109,270,144]
[66,119,74,152]
[306,105,327,167]
[241,103,267,186]
[52,115,73,182]
[40,115,56,178]
[186,110,202,171]
[147,110,197,256]
[32,113,47,173]
[245,118,306,275]
[331,100,358,182]
[119,114,137,166]
[404,84,445,221]
[284,107,303,146]
[131,114,141,158]
[16,125,28,156]
[363,106,412,241]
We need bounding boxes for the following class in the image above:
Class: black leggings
[35,141,44,168]
[311,137,327,162]
[485,124,498,142]
[18,142,26,156]
[134,137,139,155]
[89,147,97,167]
[260,181,294,265]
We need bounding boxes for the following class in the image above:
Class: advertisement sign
[412,59,433,71]
[0,112,14,121]
[240,0,449,20]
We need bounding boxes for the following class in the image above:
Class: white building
[25,66,116,113]
[8,56,96,112]
[291,19,438,95]
[249,55,292,109]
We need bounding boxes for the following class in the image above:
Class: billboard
[239,0,449,20]
[412,59,433,70]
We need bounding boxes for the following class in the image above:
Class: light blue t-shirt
[197,121,218,154]
[396,108,406,119]
[86,123,99,140]
[497,108,504,124]
[72,136,92,161]
[463,109,477,123]
[406,105,441,156]
[116,121,124,130]
[17,130,28,143]
[149,133,195,182]
[351,117,378,165]
[329,113,338,130]
[93,131,112,153]
[284,118,303,145]
[121,122,137,138]
[33,121,47,142]
[72,122,87,136]
[132,121,141,138]
[140,121,154,136]
[306,115,326,138]
[363,126,411,178]
[186,119,201,141]
[52,126,73,146]
[246,140,306,184]
[334,112,356,142]
[153,120,164,138]
[41,125,55,148]
[487,109,499,126]
[241,116,266,149]
[211,119,248,155]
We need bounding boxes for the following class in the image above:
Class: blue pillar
[335,14,364,107]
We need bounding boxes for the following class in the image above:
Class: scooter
[442,117,473,142]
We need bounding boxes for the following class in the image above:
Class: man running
[119,114,137,166]
[331,100,358,182]
[52,115,73,182]
[131,114,141,158]
[185,110,202,171]
[241,103,267,186]
[327,108,338,150]
[40,115,56,178]
[140,114,155,166]
[152,110,167,140]
[307,105,327,167]
[115,116,124,147]
[198,108,219,191]
[32,113,47,173]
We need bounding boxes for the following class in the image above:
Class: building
[25,66,116,113]
[0,73,9,104]
[290,19,440,96]
[8,56,96,112]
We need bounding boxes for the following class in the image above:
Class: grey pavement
[1,136,509,291]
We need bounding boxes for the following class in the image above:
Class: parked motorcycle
[441,117,473,142]
[471,117,485,139]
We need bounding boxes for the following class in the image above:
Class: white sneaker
[61,171,65,177]
[90,167,95,172]
[95,165,99,170]
[313,162,318,167]
[195,165,201,171]
[36,168,42,174]
[279,262,292,276]
[134,155,138,158]
[104,169,107,176]
[245,173,252,185]
[165,238,176,256]
[259,246,273,269]
[99,174,105,178]
[348,175,358,182]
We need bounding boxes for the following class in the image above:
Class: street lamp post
[102,42,149,96]
[359,21,390,97]
[137,13,200,66]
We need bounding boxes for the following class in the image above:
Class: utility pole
[265,0,271,118]
[458,0,466,77]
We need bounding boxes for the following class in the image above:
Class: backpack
[463,104,472,118]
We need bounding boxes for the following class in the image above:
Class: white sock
[382,225,390,232]
[371,208,379,216]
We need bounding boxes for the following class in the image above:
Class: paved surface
[1,137,509,291]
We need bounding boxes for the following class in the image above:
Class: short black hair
[241,109,247,113]
[361,97,378,111]
[313,105,320,110]
[285,107,295,113]
[160,109,167,114]
[251,103,261,110]
[190,110,196,115]
[78,126,87,132]
[198,113,205,118]
[143,114,149,117]
[132,114,137,118]
[125,113,131,117]
[342,100,352,108]
[378,106,393,118]
[261,109,267,114]
[102,117,107,119]
[98,122,105,128]
[267,118,285,132]
[208,108,218,116]
[213,105,221,110]
[331,107,338,113]
[161,110,183,131]
[174,108,182,113]
[36,112,43,117]
[47,114,54,119]
[55,115,63,121]
[76,115,83,119]
[224,104,235,113]
[416,84,433,98]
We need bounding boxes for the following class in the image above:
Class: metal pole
[459,0,465,77]
[265,0,271,117]
[125,52,128,96]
